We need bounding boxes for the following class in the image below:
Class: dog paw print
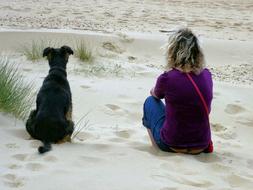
[12,154,29,161]
[43,155,58,162]
[7,164,22,170]
[2,174,25,188]
[5,143,20,149]
[26,163,45,172]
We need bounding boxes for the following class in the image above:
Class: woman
[142,28,213,154]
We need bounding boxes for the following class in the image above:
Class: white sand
[0,0,252,41]
[0,0,253,189]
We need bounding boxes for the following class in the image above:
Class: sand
[0,0,252,41]
[0,0,253,190]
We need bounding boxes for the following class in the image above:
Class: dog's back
[26,46,74,154]
[35,68,71,151]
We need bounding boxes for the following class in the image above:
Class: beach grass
[71,111,92,140]
[74,41,94,63]
[20,40,53,61]
[0,58,34,120]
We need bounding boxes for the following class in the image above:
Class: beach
[0,1,253,190]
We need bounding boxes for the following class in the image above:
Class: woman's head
[166,28,205,73]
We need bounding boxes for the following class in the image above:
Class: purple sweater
[154,68,213,149]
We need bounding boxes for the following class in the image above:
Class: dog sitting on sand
[26,46,74,154]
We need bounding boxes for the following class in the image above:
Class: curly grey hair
[166,28,205,74]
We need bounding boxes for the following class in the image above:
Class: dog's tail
[38,141,52,154]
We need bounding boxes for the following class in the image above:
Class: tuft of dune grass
[0,58,34,120]
[74,41,94,63]
[20,40,53,62]
[71,111,93,141]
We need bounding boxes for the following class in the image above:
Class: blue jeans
[142,96,174,152]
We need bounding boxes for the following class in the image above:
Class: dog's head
[43,46,74,69]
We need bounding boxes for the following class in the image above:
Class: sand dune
[0,0,253,189]
[0,30,252,190]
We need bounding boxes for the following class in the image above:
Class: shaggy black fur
[26,46,74,154]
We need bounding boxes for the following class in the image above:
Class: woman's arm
[150,87,159,99]
[152,72,168,99]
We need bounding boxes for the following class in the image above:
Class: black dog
[26,46,74,154]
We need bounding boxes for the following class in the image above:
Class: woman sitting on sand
[142,28,213,154]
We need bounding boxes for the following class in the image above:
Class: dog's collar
[49,66,67,76]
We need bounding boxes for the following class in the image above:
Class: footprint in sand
[90,143,111,150]
[226,173,253,188]
[116,33,134,43]
[2,174,25,188]
[211,123,237,140]
[211,123,227,132]
[195,154,221,163]
[80,85,91,89]
[105,104,121,111]
[102,41,125,54]
[26,163,45,172]
[109,129,135,143]
[104,104,129,116]
[236,118,253,127]
[216,131,237,140]
[12,154,29,161]
[12,153,38,162]
[127,111,142,120]
[117,94,131,99]
[43,155,58,162]
[7,164,22,170]
[114,129,134,139]
[210,163,232,173]
[129,141,161,156]
[224,104,246,115]
[5,143,20,149]
[179,178,213,188]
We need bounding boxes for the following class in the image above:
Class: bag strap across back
[186,73,209,117]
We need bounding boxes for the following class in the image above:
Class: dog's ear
[61,46,74,55]
[43,47,52,57]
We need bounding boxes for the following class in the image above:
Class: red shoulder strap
[186,73,213,152]
[186,73,209,117]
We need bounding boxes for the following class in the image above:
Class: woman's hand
[150,87,159,99]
